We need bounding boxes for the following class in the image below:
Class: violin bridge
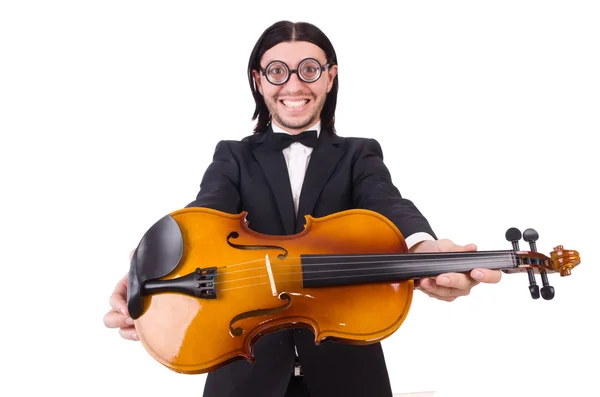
[265,254,277,296]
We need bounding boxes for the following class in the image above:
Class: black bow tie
[271,130,318,151]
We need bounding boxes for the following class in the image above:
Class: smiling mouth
[280,99,309,109]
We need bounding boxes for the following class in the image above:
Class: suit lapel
[296,130,345,232]
[251,127,296,235]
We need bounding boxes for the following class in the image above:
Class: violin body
[128,207,414,374]
[127,207,581,374]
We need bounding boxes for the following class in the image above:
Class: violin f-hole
[226,232,289,259]
[229,293,292,337]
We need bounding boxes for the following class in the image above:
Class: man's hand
[102,250,139,341]
[410,239,502,302]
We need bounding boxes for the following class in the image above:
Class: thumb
[463,243,477,251]
[451,243,478,252]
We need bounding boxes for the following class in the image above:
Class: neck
[300,250,518,288]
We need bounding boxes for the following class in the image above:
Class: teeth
[282,100,307,108]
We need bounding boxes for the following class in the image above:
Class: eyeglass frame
[260,57,333,86]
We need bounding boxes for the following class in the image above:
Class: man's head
[248,21,339,135]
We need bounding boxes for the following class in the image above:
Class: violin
[126,207,580,374]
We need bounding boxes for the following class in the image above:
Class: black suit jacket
[186,126,436,397]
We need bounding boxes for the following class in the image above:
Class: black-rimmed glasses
[260,58,331,85]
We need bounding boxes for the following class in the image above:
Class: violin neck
[300,250,518,288]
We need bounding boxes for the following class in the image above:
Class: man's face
[253,41,338,134]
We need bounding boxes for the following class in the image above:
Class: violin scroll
[550,245,580,276]
[506,227,580,300]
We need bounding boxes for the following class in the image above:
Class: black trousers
[284,375,311,397]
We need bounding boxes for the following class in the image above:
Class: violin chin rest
[127,214,183,319]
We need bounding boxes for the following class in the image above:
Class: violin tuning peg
[523,228,539,252]
[505,227,522,251]
[526,268,540,299]
[529,284,541,299]
[539,269,555,300]
[541,286,555,300]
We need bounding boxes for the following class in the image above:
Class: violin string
[217,265,497,293]
[216,258,510,284]
[216,256,512,283]
[215,251,515,270]
[214,256,514,292]
[214,253,514,278]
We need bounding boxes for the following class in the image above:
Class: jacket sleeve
[351,138,437,240]
[185,140,241,214]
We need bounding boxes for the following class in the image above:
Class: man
[103,20,502,397]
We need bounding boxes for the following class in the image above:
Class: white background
[1,1,598,397]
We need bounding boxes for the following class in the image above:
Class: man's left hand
[410,239,502,302]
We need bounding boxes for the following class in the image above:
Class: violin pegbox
[505,227,581,301]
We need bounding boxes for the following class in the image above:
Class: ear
[326,64,338,93]
[252,70,263,95]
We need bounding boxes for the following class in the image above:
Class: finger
[418,278,472,298]
[103,311,134,329]
[109,288,128,317]
[436,273,479,290]
[417,284,457,302]
[119,327,139,341]
[450,243,477,252]
[109,273,129,316]
[471,268,502,284]
[414,276,435,289]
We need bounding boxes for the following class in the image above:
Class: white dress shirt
[271,121,434,250]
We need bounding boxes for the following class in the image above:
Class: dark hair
[247,21,339,134]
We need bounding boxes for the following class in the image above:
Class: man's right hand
[103,251,139,341]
